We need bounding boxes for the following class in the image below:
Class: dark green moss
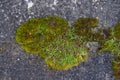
[72,18,99,41]
[114,23,120,40]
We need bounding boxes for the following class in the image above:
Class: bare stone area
[0,0,120,80]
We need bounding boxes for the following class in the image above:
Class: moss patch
[16,16,119,71]
[16,16,89,70]
[16,16,88,70]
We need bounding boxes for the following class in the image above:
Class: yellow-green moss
[16,16,69,54]
[112,56,120,79]
[16,18,41,45]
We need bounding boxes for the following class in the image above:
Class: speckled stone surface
[0,0,120,80]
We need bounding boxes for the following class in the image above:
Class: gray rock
[0,0,120,80]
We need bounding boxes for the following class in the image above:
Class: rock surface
[0,0,120,80]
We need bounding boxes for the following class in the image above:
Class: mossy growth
[72,18,100,41]
[43,29,88,70]
[113,23,120,41]
[16,16,88,70]
[16,16,68,54]
[17,16,119,70]
[112,56,120,79]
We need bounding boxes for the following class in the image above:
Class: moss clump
[17,16,120,70]
[16,16,68,54]
[72,18,99,41]
[112,56,120,79]
[16,16,88,70]
[43,29,88,70]
[114,23,120,40]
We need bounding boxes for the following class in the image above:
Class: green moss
[43,29,88,70]
[72,18,99,41]
[112,56,120,79]
[114,23,120,40]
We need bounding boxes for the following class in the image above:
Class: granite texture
[0,0,120,80]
